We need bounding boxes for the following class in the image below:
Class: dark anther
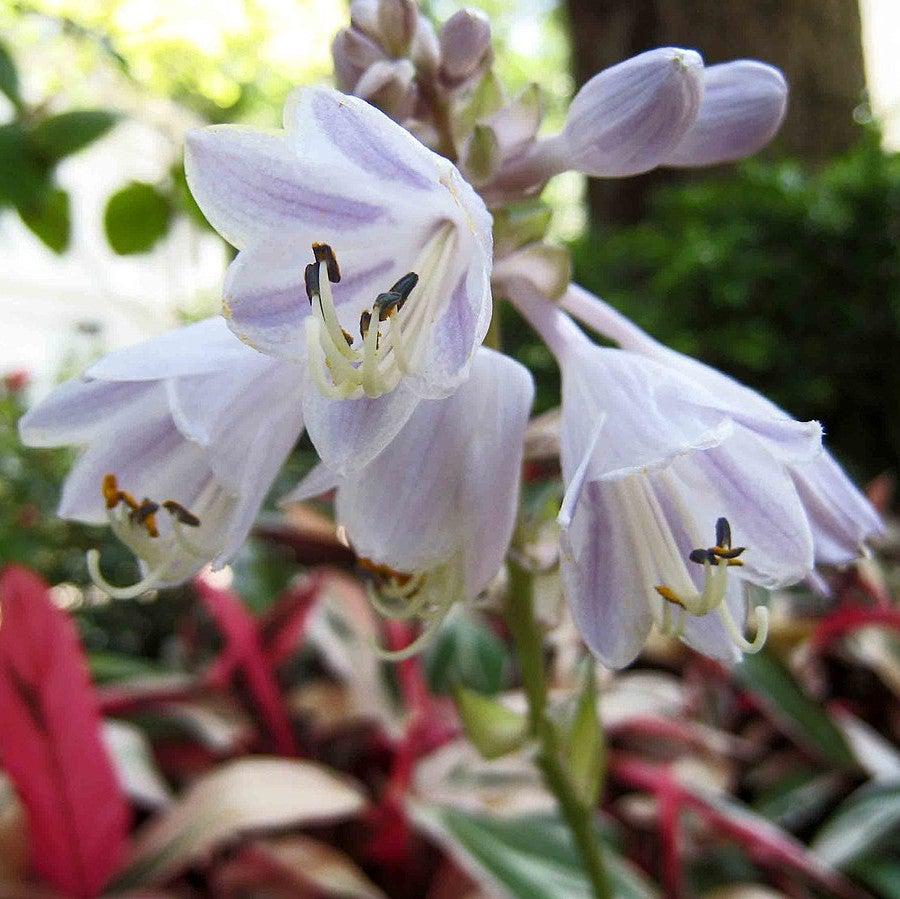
[131,499,160,537]
[304,262,319,303]
[689,548,715,565]
[374,290,404,321]
[711,545,746,560]
[342,329,354,346]
[360,309,372,338]
[162,500,201,527]
[390,272,419,300]
[715,517,731,549]
[312,243,341,283]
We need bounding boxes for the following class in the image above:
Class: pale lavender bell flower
[559,284,885,571]
[184,86,493,475]
[508,281,834,667]
[19,319,304,597]
[282,347,534,657]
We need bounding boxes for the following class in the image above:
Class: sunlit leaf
[104,181,172,255]
[18,188,70,253]
[734,649,855,767]
[112,757,367,889]
[412,805,659,899]
[0,41,20,107]
[812,780,900,868]
[30,110,119,160]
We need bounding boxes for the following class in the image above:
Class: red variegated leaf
[195,575,300,757]
[0,566,130,897]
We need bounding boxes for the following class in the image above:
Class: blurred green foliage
[570,130,900,480]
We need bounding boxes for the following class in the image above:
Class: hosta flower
[19,319,304,597]
[509,283,830,667]
[490,48,787,196]
[560,283,884,569]
[283,348,534,657]
[185,86,493,473]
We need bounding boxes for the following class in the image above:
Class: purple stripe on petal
[190,129,387,234]
[312,91,435,191]
[432,273,476,374]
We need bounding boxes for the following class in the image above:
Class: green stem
[505,561,613,899]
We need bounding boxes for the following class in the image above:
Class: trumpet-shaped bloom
[283,347,534,657]
[185,86,493,472]
[560,283,884,568]
[509,283,826,666]
[19,319,304,597]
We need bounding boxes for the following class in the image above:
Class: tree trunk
[564,0,867,225]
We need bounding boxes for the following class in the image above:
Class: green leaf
[0,41,21,106]
[425,612,509,695]
[493,199,553,256]
[30,110,119,160]
[811,780,900,867]
[848,854,900,899]
[734,649,856,767]
[18,188,70,253]
[104,182,172,255]
[0,123,51,208]
[565,668,604,806]
[454,687,528,760]
[89,651,167,684]
[412,806,659,899]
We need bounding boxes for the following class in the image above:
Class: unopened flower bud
[350,0,380,39]
[439,9,493,84]
[410,16,440,74]
[377,0,418,55]
[332,27,387,91]
[559,47,704,178]
[355,58,418,120]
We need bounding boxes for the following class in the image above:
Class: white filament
[306,224,457,399]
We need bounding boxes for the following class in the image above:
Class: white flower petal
[185,126,389,250]
[334,348,533,591]
[666,61,787,167]
[301,371,420,475]
[18,379,159,448]
[87,318,257,382]
[284,86,442,198]
[280,463,339,505]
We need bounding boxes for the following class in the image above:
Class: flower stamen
[304,226,456,399]
[654,516,768,654]
[88,474,211,600]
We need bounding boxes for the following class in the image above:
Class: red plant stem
[657,784,683,899]
[609,754,871,899]
[811,605,900,652]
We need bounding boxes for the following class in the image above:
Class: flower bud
[439,9,493,85]
[665,61,788,167]
[350,0,380,39]
[557,47,704,178]
[377,0,418,55]
[354,58,418,120]
[410,16,440,74]
[332,27,387,92]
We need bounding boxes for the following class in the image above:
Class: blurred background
[1,3,900,897]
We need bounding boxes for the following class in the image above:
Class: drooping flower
[507,282,830,666]
[282,347,534,657]
[559,283,885,569]
[19,319,304,597]
[185,86,493,473]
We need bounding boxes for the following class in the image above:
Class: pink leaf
[0,566,130,898]
[195,576,300,757]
